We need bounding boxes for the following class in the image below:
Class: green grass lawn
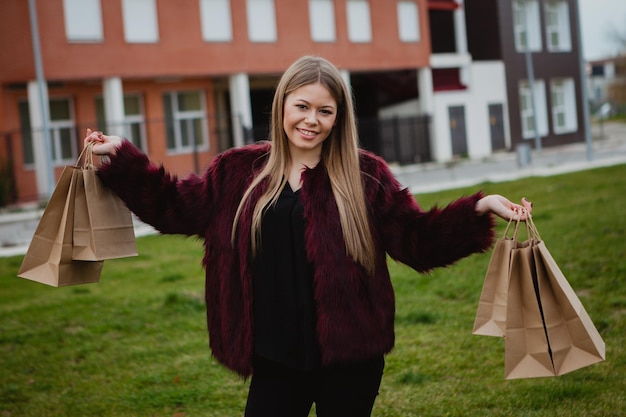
[1,164,625,416]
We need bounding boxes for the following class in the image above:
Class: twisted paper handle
[75,141,97,170]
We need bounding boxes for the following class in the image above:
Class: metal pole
[574,0,594,161]
[523,0,542,152]
[28,0,55,197]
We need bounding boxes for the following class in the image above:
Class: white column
[103,77,126,137]
[27,80,53,198]
[418,68,434,115]
[454,0,468,55]
[229,73,253,147]
[454,0,471,86]
[340,69,351,93]
[417,68,442,161]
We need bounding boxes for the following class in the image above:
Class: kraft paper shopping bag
[504,228,555,379]
[72,143,137,261]
[530,226,605,376]
[502,217,605,379]
[17,167,103,287]
[473,219,528,337]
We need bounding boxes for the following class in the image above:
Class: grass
[1,164,625,416]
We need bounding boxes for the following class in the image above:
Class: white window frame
[519,80,549,139]
[309,0,336,42]
[545,1,571,52]
[48,98,78,166]
[397,1,420,43]
[513,0,542,52]
[63,0,103,42]
[346,0,372,43]
[163,91,209,154]
[122,95,149,151]
[246,0,277,42]
[551,78,578,134]
[96,95,148,151]
[122,0,159,43]
[200,0,233,42]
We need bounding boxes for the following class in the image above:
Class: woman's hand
[83,128,124,156]
[475,194,532,221]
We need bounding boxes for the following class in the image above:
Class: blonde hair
[232,56,376,275]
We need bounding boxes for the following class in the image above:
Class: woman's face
[282,82,337,160]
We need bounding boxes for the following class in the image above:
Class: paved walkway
[391,121,626,194]
[2,121,625,258]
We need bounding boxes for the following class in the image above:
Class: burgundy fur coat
[98,140,495,377]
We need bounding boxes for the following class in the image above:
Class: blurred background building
[0,0,587,204]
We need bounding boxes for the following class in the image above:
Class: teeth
[299,129,316,135]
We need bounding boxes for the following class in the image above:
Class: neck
[289,148,322,169]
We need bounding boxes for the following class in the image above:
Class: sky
[578,0,626,60]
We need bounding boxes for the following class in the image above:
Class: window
[551,78,577,133]
[19,101,34,165]
[122,0,159,43]
[18,98,77,166]
[513,0,542,52]
[96,95,148,151]
[246,0,277,42]
[63,0,103,42]
[163,91,208,153]
[545,1,571,52]
[519,80,548,139]
[346,0,372,43]
[397,1,420,42]
[49,99,77,165]
[200,0,233,41]
[309,0,336,42]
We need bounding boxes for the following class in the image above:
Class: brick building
[0,0,585,204]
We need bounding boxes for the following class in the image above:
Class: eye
[320,109,334,115]
[295,104,307,110]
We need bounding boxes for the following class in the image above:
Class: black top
[253,183,321,370]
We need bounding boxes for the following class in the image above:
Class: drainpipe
[28,0,55,198]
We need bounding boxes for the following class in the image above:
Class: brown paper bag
[473,219,526,337]
[17,167,103,287]
[531,232,606,376]
[72,145,137,261]
[503,218,605,379]
[504,229,554,379]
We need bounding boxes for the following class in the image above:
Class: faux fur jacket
[98,140,495,377]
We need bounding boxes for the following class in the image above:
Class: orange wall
[3,77,218,202]
[1,0,431,203]
[1,0,431,83]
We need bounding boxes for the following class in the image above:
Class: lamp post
[522,0,542,152]
[575,0,594,161]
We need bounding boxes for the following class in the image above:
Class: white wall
[431,61,510,162]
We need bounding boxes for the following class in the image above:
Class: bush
[0,156,17,208]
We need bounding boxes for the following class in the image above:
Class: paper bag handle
[76,141,97,170]
[503,209,539,242]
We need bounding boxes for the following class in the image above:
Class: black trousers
[244,355,384,417]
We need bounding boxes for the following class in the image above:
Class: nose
[304,110,317,125]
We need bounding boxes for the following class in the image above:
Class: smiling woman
[282,82,337,189]
[83,55,531,417]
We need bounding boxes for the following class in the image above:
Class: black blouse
[252,183,321,370]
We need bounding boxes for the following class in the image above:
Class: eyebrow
[294,98,336,110]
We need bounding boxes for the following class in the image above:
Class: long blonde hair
[232,56,376,275]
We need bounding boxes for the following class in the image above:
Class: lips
[297,128,318,138]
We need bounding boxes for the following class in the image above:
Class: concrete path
[2,121,625,258]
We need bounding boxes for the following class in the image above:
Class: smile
[297,128,318,137]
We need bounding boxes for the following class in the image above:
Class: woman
[85,55,531,417]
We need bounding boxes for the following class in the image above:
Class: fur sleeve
[97,140,216,237]
[361,151,495,272]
